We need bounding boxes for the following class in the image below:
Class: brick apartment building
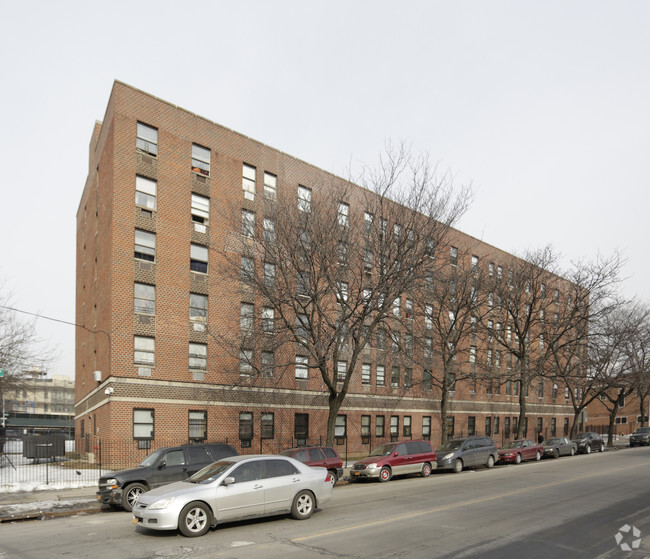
[75,81,577,461]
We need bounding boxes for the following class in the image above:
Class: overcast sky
[1,1,648,379]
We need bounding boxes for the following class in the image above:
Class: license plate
[132,517,140,525]
[353,471,360,476]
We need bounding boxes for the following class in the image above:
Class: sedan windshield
[138,449,167,467]
[369,443,396,457]
[437,440,463,452]
[501,441,523,449]
[187,461,234,484]
[634,428,650,434]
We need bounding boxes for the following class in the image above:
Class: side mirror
[223,476,235,486]
[393,452,400,457]
[157,460,166,470]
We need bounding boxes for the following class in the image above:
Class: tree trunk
[440,382,449,444]
[607,401,620,448]
[570,409,583,439]
[325,389,345,446]
[517,382,527,439]
[640,395,648,427]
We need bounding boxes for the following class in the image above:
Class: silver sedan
[132,455,334,537]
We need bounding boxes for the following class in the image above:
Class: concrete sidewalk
[0,486,103,523]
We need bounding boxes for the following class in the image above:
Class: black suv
[629,427,650,447]
[571,432,605,454]
[97,443,237,511]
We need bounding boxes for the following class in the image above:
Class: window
[472,255,479,271]
[362,363,371,385]
[296,314,308,340]
[494,417,500,435]
[241,256,254,283]
[504,417,511,437]
[262,307,274,333]
[364,212,374,234]
[393,298,400,317]
[405,298,413,320]
[377,329,385,350]
[338,202,349,227]
[134,229,156,262]
[403,416,412,437]
[468,416,476,436]
[551,417,557,437]
[337,241,348,265]
[261,412,274,439]
[450,246,458,265]
[298,185,311,212]
[424,369,433,390]
[538,379,544,398]
[263,218,276,243]
[136,122,158,156]
[424,337,433,359]
[191,193,210,224]
[469,346,477,373]
[391,367,399,387]
[552,383,558,400]
[390,416,399,441]
[297,270,310,296]
[537,417,543,435]
[264,172,277,200]
[261,351,274,378]
[240,303,254,331]
[263,262,275,288]
[295,355,308,379]
[339,281,350,302]
[242,210,255,237]
[489,262,495,277]
[376,365,385,386]
[135,176,157,210]
[425,304,433,329]
[133,408,154,440]
[335,415,347,439]
[189,342,207,370]
[190,244,208,273]
[134,336,155,366]
[376,415,385,437]
[295,413,309,443]
[422,416,431,440]
[189,411,207,441]
[337,361,347,382]
[239,349,253,376]
[405,335,413,357]
[190,144,211,176]
[134,283,155,315]
[361,415,371,438]
[563,418,569,436]
[405,368,412,388]
[242,163,256,200]
[239,412,253,446]
[485,416,492,436]
[189,293,207,322]
[364,250,374,275]
[497,266,503,280]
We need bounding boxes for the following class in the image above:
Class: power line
[0,305,109,339]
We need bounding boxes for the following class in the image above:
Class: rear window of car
[207,444,237,460]
[406,441,432,454]
[308,448,325,461]
[187,446,211,464]
[322,447,338,459]
[264,459,298,478]
[293,449,309,462]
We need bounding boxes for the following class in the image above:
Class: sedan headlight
[442,453,454,461]
[148,497,176,510]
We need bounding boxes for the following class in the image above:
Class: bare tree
[214,145,471,444]
[627,305,650,427]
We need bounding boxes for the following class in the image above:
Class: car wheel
[421,462,432,477]
[515,453,522,464]
[570,447,576,456]
[554,449,560,459]
[291,490,315,520]
[328,470,338,486]
[122,483,147,512]
[379,466,392,482]
[599,443,605,452]
[585,445,592,454]
[453,459,463,473]
[486,455,495,468]
[630,443,635,448]
[179,502,211,537]
[535,451,541,461]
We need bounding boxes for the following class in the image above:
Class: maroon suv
[281,446,344,484]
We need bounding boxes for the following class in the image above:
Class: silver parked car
[132,455,334,537]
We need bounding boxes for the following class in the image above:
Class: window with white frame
[133,408,154,440]
[134,336,155,366]
[298,185,311,212]
[422,416,431,439]
[362,363,371,385]
[134,229,156,262]
[191,193,210,224]
[391,367,399,387]
[361,415,371,438]
[239,412,253,445]
[134,283,155,315]
[189,293,207,322]
[242,210,255,237]
[337,361,347,382]
[450,246,458,265]
[242,163,256,200]
[390,416,399,439]
[240,303,254,331]
[376,365,385,386]
[264,171,277,200]
[364,211,374,234]
[471,255,479,270]
[192,144,210,176]
[261,351,274,378]
[338,202,349,227]
[425,304,433,329]
[263,262,275,288]
[241,256,254,283]
[239,349,253,376]
[393,298,400,317]
[136,123,158,156]
[338,281,349,302]
[135,176,157,210]
[262,307,274,333]
[424,337,433,359]
[261,412,274,438]
[295,355,308,379]
[190,244,208,273]
[403,415,412,436]
[189,342,207,370]
[335,415,347,438]
[263,218,276,243]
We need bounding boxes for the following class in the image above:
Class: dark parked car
[351,440,437,482]
[281,446,344,484]
[436,436,498,473]
[629,427,650,447]
[571,432,605,454]
[498,440,544,464]
[543,437,577,458]
[97,443,238,511]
